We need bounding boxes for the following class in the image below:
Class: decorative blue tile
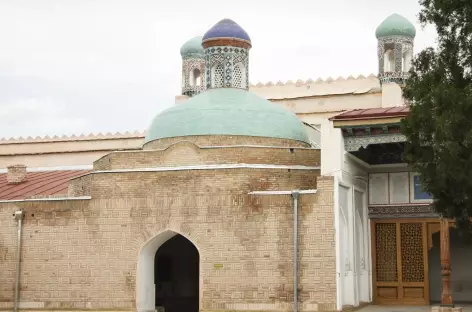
[203,19,251,42]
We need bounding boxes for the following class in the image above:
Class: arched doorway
[136,231,200,312]
[155,235,199,312]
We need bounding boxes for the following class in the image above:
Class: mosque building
[0,13,470,312]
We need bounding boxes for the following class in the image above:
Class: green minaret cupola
[180,36,205,97]
[202,19,251,90]
[376,13,416,39]
[376,13,416,85]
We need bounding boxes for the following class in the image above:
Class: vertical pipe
[291,191,300,312]
[13,210,24,312]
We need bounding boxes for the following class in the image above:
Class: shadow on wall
[429,229,472,303]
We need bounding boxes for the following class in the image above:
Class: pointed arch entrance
[136,230,200,312]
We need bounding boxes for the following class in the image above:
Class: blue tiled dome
[202,19,251,43]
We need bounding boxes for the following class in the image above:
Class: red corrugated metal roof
[331,106,410,120]
[0,170,90,200]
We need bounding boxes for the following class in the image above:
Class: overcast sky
[0,0,437,138]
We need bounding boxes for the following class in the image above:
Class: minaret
[376,13,416,85]
[201,19,251,90]
[180,36,206,97]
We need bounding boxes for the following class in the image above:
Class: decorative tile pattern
[377,35,414,85]
[182,57,206,97]
[233,64,243,88]
[369,204,438,219]
[214,64,224,88]
[344,133,406,152]
[202,18,251,42]
[341,124,403,137]
[204,46,249,90]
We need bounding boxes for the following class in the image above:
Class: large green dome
[375,13,416,39]
[180,36,204,58]
[144,88,310,144]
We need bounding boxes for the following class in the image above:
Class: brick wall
[142,135,310,150]
[67,173,93,197]
[6,164,27,183]
[69,168,319,198]
[93,141,320,170]
[0,171,336,312]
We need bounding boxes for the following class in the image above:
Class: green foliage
[402,0,472,237]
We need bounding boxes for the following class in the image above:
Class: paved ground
[358,305,472,312]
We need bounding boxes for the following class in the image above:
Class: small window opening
[189,68,201,87]
[384,49,395,72]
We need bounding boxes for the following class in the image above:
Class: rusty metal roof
[0,170,90,200]
[330,106,409,121]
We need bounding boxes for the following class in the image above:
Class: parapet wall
[143,135,310,150]
[93,141,320,171]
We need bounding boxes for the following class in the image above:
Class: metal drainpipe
[13,210,24,312]
[248,189,317,312]
[291,191,300,312]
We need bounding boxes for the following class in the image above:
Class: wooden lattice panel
[400,223,424,282]
[375,223,398,282]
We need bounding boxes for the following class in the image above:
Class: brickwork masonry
[0,168,335,312]
[93,141,320,171]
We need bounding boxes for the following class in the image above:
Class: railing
[379,72,410,85]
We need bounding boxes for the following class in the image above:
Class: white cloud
[0,0,437,137]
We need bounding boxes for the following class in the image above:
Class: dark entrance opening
[154,234,199,312]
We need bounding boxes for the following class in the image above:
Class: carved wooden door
[372,221,429,305]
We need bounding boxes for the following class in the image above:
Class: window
[403,51,413,72]
[211,64,224,88]
[410,173,433,203]
[384,50,395,72]
[233,63,246,88]
[189,68,201,87]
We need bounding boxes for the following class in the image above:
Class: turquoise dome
[180,36,204,58]
[376,13,416,38]
[144,88,310,144]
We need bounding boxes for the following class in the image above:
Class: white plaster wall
[381,83,405,107]
[318,118,371,310]
[250,76,380,100]
[354,189,370,304]
[339,185,354,307]
[303,124,321,148]
[341,151,371,308]
[0,137,143,169]
[270,93,382,115]
[320,119,344,177]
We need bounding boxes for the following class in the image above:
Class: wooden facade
[371,219,457,305]
[332,107,466,306]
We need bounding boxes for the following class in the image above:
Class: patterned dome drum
[202,18,251,43]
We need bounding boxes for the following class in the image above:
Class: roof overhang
[332,107,410,165]
[333,116,404,128]
[331,106,409,128]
